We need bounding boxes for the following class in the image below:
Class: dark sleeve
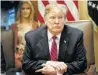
[1,43,6,73]
[22,34,47,74]
[65,32,87,74]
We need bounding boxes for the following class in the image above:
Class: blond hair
[44,3,67,19]
[16,1,38,28]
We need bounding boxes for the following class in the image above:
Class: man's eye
[27,8,30,10]
[58,16,63,19]
[50,16,55,19]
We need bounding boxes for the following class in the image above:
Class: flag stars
[92,3,95,8]
[96,5,98,10]
[88,1,98,11]
[88,1,92,6]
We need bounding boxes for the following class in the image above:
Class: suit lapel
[38,26,50,60]
[36,25,71,61]
[58,25,71,61]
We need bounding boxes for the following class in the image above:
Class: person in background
[22,3,87,75]
[1,43,6,74]
[11,1,38,71]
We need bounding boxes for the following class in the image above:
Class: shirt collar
[47,29,61,41]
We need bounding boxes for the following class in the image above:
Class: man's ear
[44,18,47,25]
[45,22,46,25]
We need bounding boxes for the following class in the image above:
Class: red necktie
[50,36,58,61]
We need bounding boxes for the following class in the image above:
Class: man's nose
[55,18,59,24]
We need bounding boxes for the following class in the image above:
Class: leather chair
[66,20,95,72]
[1,29,16,73]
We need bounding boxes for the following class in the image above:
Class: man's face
[45,8,65,35]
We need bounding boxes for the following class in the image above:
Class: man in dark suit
[22,3,87,75]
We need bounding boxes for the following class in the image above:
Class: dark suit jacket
[22,25,87,75]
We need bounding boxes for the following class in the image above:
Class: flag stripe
[57,0,75,21]
[38,0,79,23]
[48,0,57,4]
[38,0,45,23]
[73,0,78,9]
[64,0,79,20]
[38,10,44,23]
[42,0,49,6]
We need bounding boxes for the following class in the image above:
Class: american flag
[38,0,79,23]
[88,1,98,27]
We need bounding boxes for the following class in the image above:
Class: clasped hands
[35,61,67,75]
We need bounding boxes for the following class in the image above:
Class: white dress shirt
[46,30,63,75]
[47,30,61,58]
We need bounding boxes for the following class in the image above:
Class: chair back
[66,20,95,69]
[1,29,15,71]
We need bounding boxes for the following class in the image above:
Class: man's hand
[46,61,67,74]
[35,64,56,75]
[35,61,67,75]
